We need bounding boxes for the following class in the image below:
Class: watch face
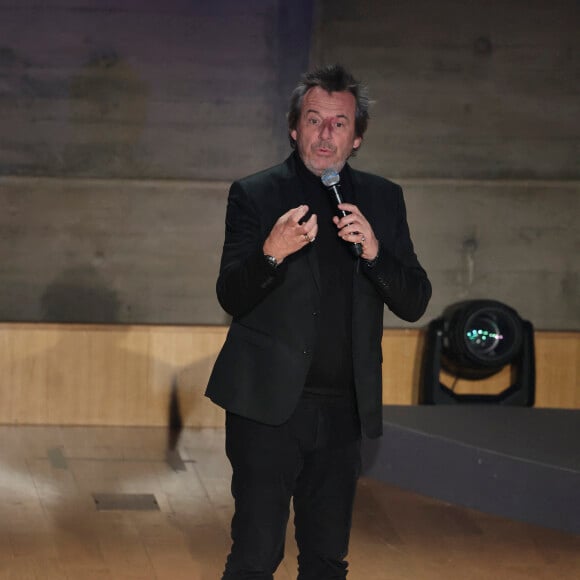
[264,254,278,269]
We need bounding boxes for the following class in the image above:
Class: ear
[290,129,297,142]
[353,136,362,150]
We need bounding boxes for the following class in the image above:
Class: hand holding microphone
[321,169,378,260]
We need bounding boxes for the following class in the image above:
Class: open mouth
[315,145,335,155]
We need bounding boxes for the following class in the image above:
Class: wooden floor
[0,426,579,580]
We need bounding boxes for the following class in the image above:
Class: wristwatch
[264,254,279,269]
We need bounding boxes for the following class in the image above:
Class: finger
[304,223,318,243]
[339,225,363,242]
[288,204,310,224]
[337,202,359,214]
[302,230,317,244]
[302,213,317,228]
[296,214,317,239]
[337,217,359,233]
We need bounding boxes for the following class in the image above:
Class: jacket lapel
[348,167,374,225]
[280,156,322,294]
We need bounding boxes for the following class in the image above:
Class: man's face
[290,86,362,176]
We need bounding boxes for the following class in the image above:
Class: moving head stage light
[420,300,535,406]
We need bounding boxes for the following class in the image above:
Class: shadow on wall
[41,264,121,323]
[38,264,224,436]
[167,351,226,451]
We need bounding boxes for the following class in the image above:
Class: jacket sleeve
[362,184,431,322]
[216,181,288,317]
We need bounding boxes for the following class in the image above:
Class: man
[206,64,431,579]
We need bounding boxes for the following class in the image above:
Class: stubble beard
[301,141,346,177]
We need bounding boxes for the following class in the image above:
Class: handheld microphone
[321,168,363,257]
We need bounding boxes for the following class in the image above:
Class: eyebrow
[305,109,350,120]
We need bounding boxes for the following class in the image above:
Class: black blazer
[206,154,431,438]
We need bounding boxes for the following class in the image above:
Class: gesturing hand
[333,203,379,261]
[263,205,318,264]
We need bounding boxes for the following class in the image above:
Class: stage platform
[362,405,580,535]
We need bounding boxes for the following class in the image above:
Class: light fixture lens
[462,306,520,367]
[465,315,504,355]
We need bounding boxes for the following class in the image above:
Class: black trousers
[222,396,362,580]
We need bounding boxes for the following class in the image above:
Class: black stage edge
[362,406,580,535]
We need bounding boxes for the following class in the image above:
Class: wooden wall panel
[381,329,425,405]
[0,324,577,427]
[0,324,227,427]
[438,331,579,408]
[534,332,580,409]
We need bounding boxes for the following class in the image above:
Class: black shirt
[294,153,356,399]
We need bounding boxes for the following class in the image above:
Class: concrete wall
[0,0,578,329]
[313,0,579,180]
[311,0,579,329]
[0,0,313,180]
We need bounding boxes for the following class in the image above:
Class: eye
[308,117,320,125]
[334,121,345,129]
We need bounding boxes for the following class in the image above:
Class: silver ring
[361,234,366,243]
[310,236,316,243]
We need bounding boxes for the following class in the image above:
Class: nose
[319,118,333,140]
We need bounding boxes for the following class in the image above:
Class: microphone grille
[321,168,340,188]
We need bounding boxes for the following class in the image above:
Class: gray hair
[287,64,370,150]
